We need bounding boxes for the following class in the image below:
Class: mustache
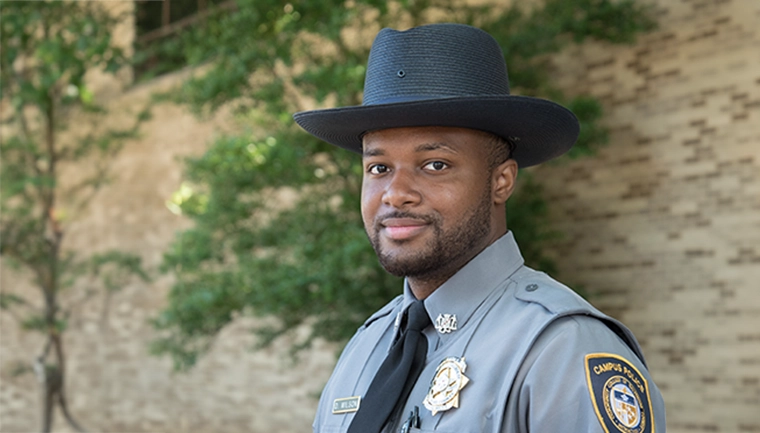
[374,210,439,227]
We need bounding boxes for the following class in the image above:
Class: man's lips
[380,218,429,241]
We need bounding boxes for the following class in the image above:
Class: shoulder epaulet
[513,270,647,365]
[513,270,590,315]
[361,295,403,329]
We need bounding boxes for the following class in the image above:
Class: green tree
[0,2,149,431]
[152,0,654,370]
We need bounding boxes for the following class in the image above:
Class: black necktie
[348,300,430,433]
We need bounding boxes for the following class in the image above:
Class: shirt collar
[402,231,525,338]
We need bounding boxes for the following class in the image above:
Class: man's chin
[377,250,437,278]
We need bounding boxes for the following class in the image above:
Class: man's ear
[492,159,518,205]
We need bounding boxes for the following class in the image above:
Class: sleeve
[503,315,667,433]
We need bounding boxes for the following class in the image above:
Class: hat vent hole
[397,70,406,78]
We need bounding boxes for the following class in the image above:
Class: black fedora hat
[293,23,579,167]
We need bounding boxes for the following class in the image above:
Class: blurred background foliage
[149,0,655,370]
[0,1,151,430]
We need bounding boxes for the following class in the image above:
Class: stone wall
[1,0,759,432]
[536,0,760,431]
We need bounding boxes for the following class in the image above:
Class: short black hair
[484,133,515,171]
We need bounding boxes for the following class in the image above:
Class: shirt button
[526,284,539,292]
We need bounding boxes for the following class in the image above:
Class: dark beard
[368,185,492,280]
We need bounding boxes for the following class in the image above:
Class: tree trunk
[37,334,88,433]
[42,371,55,433]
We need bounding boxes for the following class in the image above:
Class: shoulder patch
[584,353,655,433]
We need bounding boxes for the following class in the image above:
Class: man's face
[361,126,502,281]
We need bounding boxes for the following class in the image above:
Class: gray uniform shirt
[314,232,666,433]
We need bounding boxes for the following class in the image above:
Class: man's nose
[382,169,421,208]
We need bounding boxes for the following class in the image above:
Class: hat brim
[293,95,579,168]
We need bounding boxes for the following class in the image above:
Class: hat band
[366,93,505,106]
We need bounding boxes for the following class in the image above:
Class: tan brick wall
[535,0,760,431]
[1,0,758,432]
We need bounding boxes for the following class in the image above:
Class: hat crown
[293,23,579,168]
[363,23,511,106]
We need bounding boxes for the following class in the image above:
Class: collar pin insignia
[435,313,457,334]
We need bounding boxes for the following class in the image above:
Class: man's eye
[368,164,389,175]
[424,161,448,171]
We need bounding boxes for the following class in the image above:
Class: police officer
[294,23,666,433]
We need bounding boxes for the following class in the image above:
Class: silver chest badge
[423,357,470,416]
[435,313,457,334]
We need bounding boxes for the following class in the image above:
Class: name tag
[332,396,361,414]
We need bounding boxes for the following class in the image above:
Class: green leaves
[155,0,655,369]
[85,251,151,292]
[565,95,609,159]
[554,0,657,44]
[0,1,125,112]
[507,173,561,276]
[0,293,30,310]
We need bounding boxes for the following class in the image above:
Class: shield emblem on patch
[584,353,653,433]
[611,385,640,428]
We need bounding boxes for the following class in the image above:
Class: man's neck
[407,274,452,300]
[407,229,506,300]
